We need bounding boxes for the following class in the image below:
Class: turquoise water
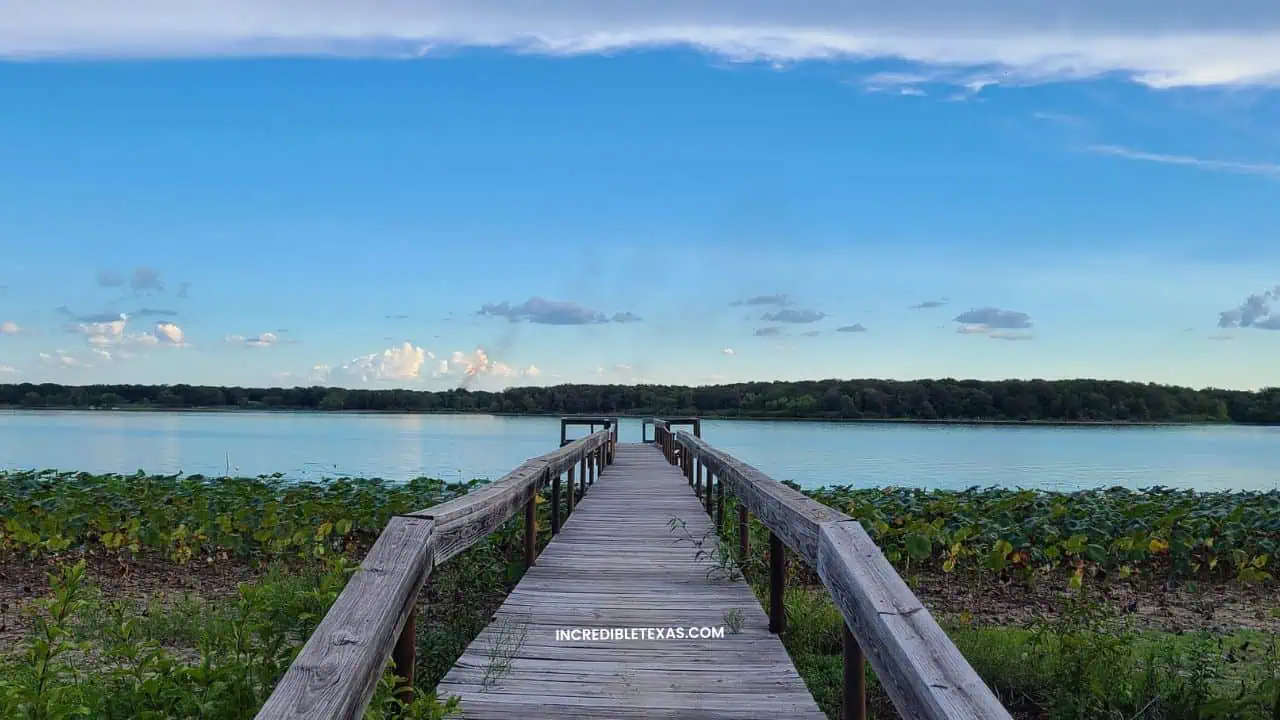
[1,410,1277,492]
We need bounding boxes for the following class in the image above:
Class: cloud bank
[5,2,1279,88]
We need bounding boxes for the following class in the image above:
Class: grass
[3,469,1279,719]
[712,494,1280,719]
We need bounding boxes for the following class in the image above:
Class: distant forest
[3,379,1279,424]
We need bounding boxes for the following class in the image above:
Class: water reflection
[0,410,1277,492]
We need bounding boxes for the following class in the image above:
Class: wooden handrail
[672,430,1012,720]
[256,428,614,720]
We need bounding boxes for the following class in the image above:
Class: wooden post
[738,506,749,560]
[567,465,576,513]
[524,495,537,568]
[843,624,867,720]
[716,477,725,531]
[769,532,786,634]
[693,456,701,496]
[551,472,561,535]
[392,607,416,703]
[705,468,714,515]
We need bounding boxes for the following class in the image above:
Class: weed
[481,614,530,688]
[723,608,745,634]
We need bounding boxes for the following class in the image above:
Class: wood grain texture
[678,431,1012,720]
[818,520,1012,720]
[255,516,436,720]
[435,443,826,720]
[410,431,610,564]
[675,431,850,567]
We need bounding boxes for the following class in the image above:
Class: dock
[256,418,1012,720]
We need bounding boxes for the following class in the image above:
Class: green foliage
[808,484,1280,586]
[4,378,1280,422]
[0,470,485,564]
[0,558,461,720]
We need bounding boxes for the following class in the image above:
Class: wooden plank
[818,520,1013,720]
[675,431,850,566]
[255,516,435,720]
[436,443,825,720]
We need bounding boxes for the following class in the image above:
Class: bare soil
[4,551,1277,650]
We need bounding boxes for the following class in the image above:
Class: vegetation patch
[4,469,1279,718]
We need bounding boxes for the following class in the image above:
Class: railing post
[580,455,587,497]
[843,623,867,720]
[705,468,714,515]
[567,465,576,513]
[551,472,562,535]
[392,607,416,703]
[769,532,786,633]
[693,455,700,496]
[716,476,725,530]
[738,506,749,560]
[524,493,537,568]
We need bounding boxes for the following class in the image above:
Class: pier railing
[652,419,1012,720]
[255,426,616,720]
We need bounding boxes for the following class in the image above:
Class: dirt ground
[3,551,1277,650]
[909,567,1280,634]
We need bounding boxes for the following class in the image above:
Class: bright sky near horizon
[1,2,1279,391]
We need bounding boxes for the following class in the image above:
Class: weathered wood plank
[435,443,824,720]
[407,430,610,564]
[675,431,850,566]
[255,516,435,720]
[818,520,1013,720]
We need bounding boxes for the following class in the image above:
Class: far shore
[1,404,1268,427]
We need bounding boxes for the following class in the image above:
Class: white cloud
[0,364,18,374]
[312,343,540,386]
[39,349,89,368]
[721,347,736,355]
[0,320,22,334]
[341,342,428,382]
[227,331,280,348]
[71,313,128,345]
[154,321,188,346]
[1087,144,1280,177]
[5,2,1280,89]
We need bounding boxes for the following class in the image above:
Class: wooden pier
[435,443,825,719]
[257,418,1012,720]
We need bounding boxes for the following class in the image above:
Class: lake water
[1,410,1277,492]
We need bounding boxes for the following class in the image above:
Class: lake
[1,410,1277,492]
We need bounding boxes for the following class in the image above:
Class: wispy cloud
[731,293,789,307]
[721,347,736,355]
[835,323,868,333]
[7,2,1280,89]
[910,298,948,310]
[0,320,23,335]
[754,326,785,337]
[227,331,292,348]
[760,308,826,323]
[479,297,641,325]
[1087,145,1280,177]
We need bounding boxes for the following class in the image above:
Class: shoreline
[0,405,1268,427]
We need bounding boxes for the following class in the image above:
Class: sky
[0,1,1278,391]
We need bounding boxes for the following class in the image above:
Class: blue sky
[1,2,1279,391]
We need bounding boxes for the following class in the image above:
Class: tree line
[2,379,1279,423]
